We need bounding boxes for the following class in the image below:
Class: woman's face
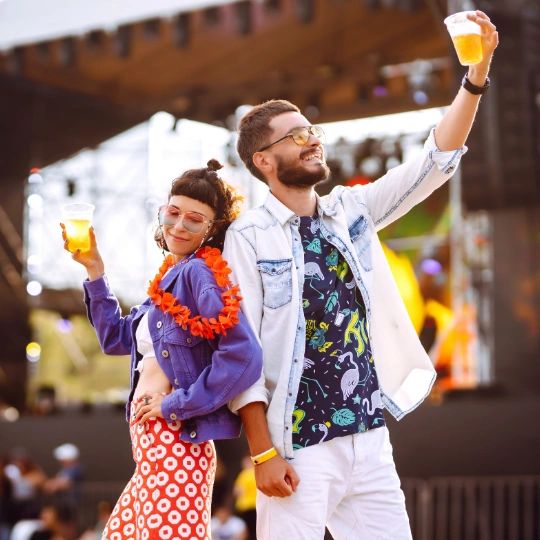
[160,195,216,261]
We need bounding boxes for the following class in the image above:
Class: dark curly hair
[155,159,243,252]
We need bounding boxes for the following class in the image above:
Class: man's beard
[276,153,330,188]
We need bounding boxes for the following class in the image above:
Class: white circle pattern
[102,408,215,540]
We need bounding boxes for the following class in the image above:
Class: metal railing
[77,476,540,539]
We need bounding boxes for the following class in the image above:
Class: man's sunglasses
[258,125,325,152]
[158,205,214,234]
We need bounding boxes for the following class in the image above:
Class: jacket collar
[263,190,337,226]
[158,252,196,291]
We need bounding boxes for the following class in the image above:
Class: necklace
[147,246,242,340]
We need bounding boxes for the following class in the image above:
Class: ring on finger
[144,396,150,406]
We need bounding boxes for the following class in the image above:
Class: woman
[61,160,262,540]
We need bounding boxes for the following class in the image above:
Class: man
[226,11,498,539]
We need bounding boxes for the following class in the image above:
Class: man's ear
[252,151,273,177]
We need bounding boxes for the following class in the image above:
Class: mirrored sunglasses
[158,205,211,234]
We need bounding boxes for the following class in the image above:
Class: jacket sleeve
[222,228,270,413]
[160,262,264,422]
[347,128,467,231]
[83,275,137,355]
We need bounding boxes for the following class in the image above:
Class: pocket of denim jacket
[257,258,293,309]
[349,216,372,272]
[162,326,204,347]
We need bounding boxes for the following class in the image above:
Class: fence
[78,476,540,539]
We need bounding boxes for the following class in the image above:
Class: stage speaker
[460,6,540,211]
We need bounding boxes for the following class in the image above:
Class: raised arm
[434,10,499,150]
[62,224,135,355]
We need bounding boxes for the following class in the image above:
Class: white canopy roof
[0,0,236,51]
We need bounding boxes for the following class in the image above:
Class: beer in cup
[62,203,94,253]
[444,11,483,66]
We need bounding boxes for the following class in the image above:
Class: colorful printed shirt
[292,215,385,450]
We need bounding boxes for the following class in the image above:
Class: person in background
[28,503,77,540]
[43,444,83,506]
[5,448,46,523]
[211,500,247,540]
[61,160,263,539]
[78,500,112,540]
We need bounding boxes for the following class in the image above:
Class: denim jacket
[83,255,263,444]
[224,129,466,459]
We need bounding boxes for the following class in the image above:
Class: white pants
[256,426,412,540]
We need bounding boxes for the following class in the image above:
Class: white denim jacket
[224,129,466,459]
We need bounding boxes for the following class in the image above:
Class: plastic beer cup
[444,11,483,66]
[62,203,94,253]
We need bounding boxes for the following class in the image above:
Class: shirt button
[156,321,162,329]
[186,337,192,344]
[170,413,177,420]
[161,350,169,358]
[190,431,197,439]
[174,378,179,385]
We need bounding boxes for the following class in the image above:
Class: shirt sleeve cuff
[228,387,269,415]
[83,274,111,299]
[424,128,468,175]
[161,393,180,423]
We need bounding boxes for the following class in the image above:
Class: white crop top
[135,312,156,373]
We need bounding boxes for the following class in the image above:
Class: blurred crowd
[0,443,256,540]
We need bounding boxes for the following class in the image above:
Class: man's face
[265,112,330,188]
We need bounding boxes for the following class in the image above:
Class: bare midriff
[133,357,172,401]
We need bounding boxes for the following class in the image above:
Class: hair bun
[207,159,223,172]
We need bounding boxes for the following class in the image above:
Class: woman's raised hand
[60,223,105,281]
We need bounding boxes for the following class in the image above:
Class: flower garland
[147,246,242,340]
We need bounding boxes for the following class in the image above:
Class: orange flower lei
[147,246,242,340]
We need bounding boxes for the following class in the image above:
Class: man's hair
[237,99,300,182]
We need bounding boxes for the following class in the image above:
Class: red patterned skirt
[102,403,216,539]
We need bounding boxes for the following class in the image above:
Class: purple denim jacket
[83,255,262,444]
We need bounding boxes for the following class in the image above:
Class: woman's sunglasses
[158,205,214,234]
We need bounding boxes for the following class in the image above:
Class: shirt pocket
[257,258,293,309]
[162,326,207,381]
[349,216,372,272]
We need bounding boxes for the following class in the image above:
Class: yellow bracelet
[251,446,278,465]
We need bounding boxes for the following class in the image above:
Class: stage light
[26,281,42,296]
[59,37,76,67]
[2,407,20,422]
[57,318,73,333]
[27,254,41,274]
[26,342,41,362]
[235,1,252,35]
[296,0,315,24]
[173,14,191,48]
[114,25,132,58]
[421,258,443,275]
[27,194,43,210]
[28,168,43,184]
[413,90,428,105]
[143,19,161,41]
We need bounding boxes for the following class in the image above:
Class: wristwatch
[462,74,490,95]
